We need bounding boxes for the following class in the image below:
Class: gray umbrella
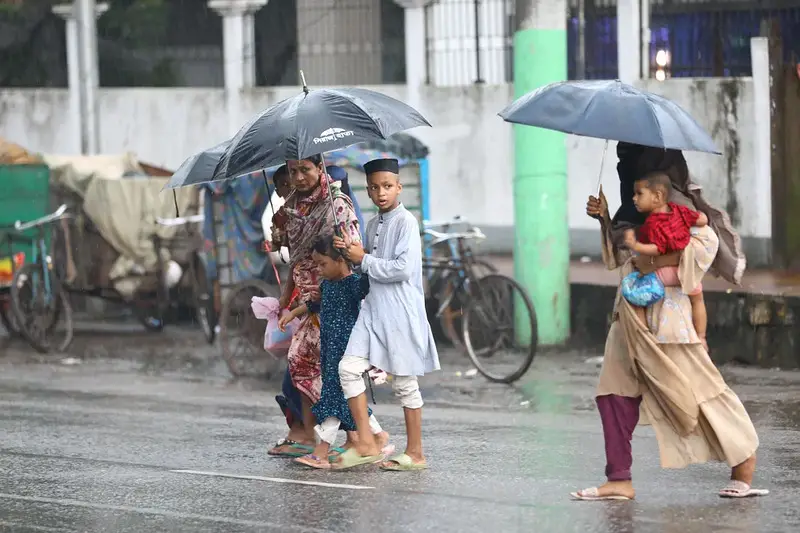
[164,139,232,189]
[499,80,720,155]
[213,82,431,181]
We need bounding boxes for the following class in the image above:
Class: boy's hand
[333,232,366,265]
[623,229,637,250]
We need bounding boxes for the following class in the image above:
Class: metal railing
[424,0,513,86]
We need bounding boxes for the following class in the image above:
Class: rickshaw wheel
[10,263,74,354]
[190,254,217,345]
[1,299,20,336]
[219,278,283,379]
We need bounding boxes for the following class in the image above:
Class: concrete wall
[0,76,771,265]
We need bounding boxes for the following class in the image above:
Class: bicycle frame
[422,236,482,318]
[11,205,71,308]
[24,225,55,306]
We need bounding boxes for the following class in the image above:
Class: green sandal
[268,439,314,458]
[331,448,383,470]
[380,453,427,471]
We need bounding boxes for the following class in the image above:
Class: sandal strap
[722,480,750,493]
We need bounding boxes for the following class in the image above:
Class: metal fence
[292,0,406,86]
[424,0,513,86]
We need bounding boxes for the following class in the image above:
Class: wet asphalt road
[1,325,799,533]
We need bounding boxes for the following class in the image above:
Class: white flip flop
[719,480,769,498]
[570,487,632,501]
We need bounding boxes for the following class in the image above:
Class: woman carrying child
[279,236,392,469]
[571,143,766,501]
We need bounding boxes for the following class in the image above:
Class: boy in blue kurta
[333,158,440,471]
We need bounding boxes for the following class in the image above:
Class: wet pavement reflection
[0,325,798,532]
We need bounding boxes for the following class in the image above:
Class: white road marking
[0,493,329,532]
[0,519,70,532]
[170,469,375,490]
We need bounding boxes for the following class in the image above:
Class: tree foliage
[0,0,176,87]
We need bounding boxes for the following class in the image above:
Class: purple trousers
[596,394,642,481]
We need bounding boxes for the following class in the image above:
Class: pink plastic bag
[251,296,300,358]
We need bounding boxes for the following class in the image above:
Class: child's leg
[384,376,426,466]
[689,291,708,350]
[368,414,393,455]
[343,431,358,449]
[296,417,338,469]
[339,354,381,457]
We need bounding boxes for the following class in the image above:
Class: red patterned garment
[282,175,361,402]
[637,202,701,255]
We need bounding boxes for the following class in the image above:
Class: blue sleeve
[361,215,420,284]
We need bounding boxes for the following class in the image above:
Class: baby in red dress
[623,171,710,349]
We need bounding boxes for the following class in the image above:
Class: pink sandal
[294,454,331,470]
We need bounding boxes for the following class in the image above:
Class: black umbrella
[162,138,278,219]
[164,139,231,189]
[212,72,431,182]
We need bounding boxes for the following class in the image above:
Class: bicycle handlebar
[422,215,467,229]
[155,214,204,227]
[424,227,486,245]
[14,204,69,232]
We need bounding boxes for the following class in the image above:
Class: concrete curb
[570,283,800,369]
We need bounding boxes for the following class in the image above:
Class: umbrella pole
[319,152,341,234]
[595,140,609,195]
[262,169,276,218]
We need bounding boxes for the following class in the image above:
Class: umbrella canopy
[164,139,231,189]
[499,80,720,155]
[213,86,430,181]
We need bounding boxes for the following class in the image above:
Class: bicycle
[10,205,74,354]
[421,216,496,346]
[421,220,538,384]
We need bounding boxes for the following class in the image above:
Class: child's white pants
[339,354,424,410]
[314,414,383,445]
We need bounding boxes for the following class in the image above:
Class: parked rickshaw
[1,153,216,353]
[202,174,288,379]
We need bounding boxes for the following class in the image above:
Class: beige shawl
[596,222,758,469]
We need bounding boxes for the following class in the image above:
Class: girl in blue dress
[279,235,393,469]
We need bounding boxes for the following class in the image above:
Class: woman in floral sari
[571,143,767,501]
[267,155,361,456]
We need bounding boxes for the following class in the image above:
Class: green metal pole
[512,0,569,345]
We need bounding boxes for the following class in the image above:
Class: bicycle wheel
[191,255,217,344]
[219,279,283,379]
[10,263,74,354]
[437,259,498,347]
[462,274,538,384]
